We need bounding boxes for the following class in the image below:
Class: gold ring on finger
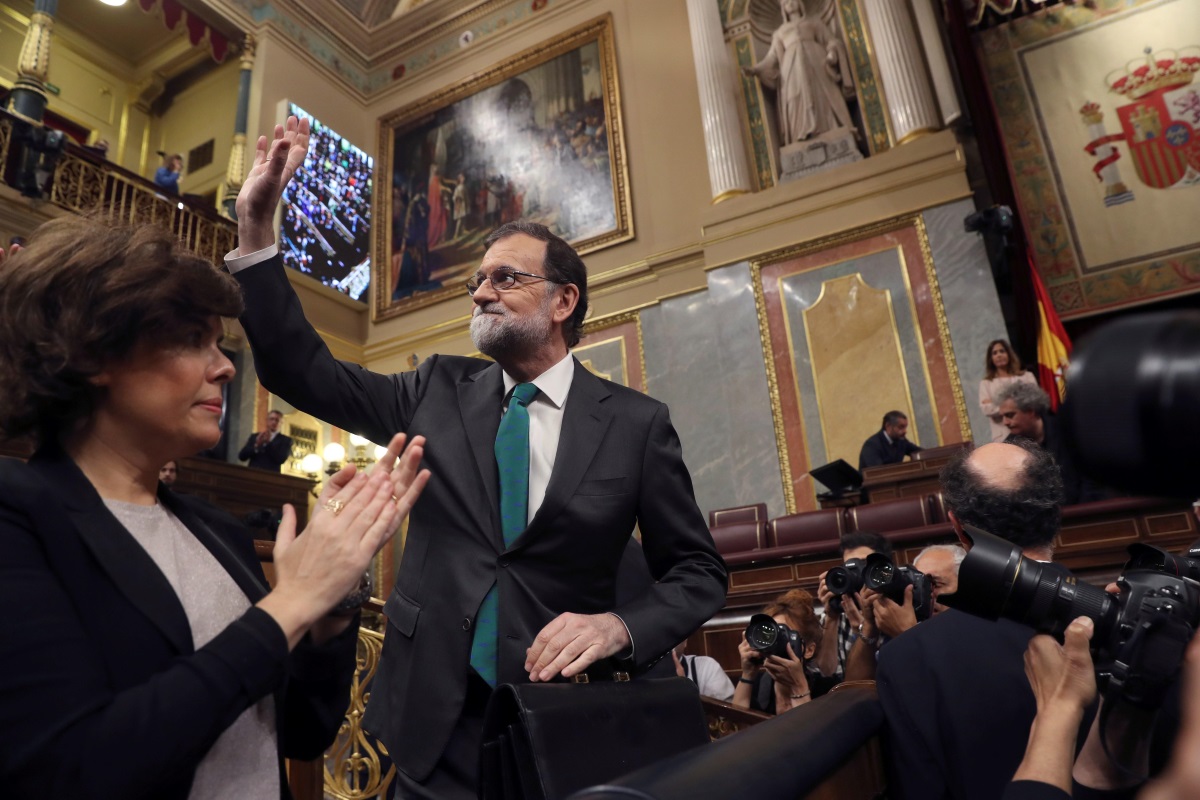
[391,494,400,504]
[323,498,345,516]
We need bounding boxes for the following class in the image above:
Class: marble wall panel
[641,262,786,520]
[922,199,1010,446]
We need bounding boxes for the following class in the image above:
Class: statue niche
[744,0,863,181]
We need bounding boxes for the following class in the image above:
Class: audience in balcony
[996,382,1108,505]
[979,339,1037,443]
[673,639,734,702]
[733,588,832,715]
[154,153,184,194]
[859,410,922,470]
[0,218,430,799]
[815,531,893,683]
[877,440,1064,800]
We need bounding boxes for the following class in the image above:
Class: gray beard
[470,301,553,360]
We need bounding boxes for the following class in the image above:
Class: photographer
[877,440,1065,800]
[816,532,893,682]
[732,589,827,715]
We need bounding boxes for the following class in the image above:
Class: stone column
[861,0,941,144]
[7,0,58,122]
[909,0,961,126]
[687,0,752,202]
[222,34,257,219]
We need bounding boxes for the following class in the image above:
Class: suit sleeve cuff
[225,243,279,273]
[608,612,635,661]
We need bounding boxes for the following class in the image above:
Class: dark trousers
[389,670,492,800]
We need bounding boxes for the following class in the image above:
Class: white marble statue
[743,0,855,145]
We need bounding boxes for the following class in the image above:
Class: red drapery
[136,0,230,63]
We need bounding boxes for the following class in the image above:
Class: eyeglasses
[465,268,569,296]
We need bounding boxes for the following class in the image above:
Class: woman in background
[979,339,1037,442]
[0,218,429,799]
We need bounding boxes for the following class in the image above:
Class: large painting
[977,0,1200,317]
[373,15,632,321]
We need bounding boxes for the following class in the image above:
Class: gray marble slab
[922,199,1010,446]
[641,262,786,520]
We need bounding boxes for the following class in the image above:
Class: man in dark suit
[237,409,292,472]
[858,410,922,470]
[228,117,728,799]
[876,440,1065,800]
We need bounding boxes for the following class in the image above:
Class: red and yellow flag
[1029,261,1072,411]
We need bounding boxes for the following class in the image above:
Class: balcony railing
[0,108,236,264]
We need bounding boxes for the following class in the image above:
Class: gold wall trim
[913,213,972,442]
[895,246,943,447]
[580,308,648,393]
[712,188,749,205]
[751,260,798,515]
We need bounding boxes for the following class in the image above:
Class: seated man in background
[859,410,922,470]
[996,382,1107,505]
[877,440,1065,800]
[733,589,832,715]
[815,531,893,683]
[673,639,734,702]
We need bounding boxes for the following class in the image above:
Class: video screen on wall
[280,102,372,301]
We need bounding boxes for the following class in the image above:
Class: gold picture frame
[373,14,634,322]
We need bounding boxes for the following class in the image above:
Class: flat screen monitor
[281,102,372,301]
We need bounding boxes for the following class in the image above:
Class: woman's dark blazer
[0,446,358,799]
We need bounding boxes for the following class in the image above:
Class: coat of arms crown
[1107,47,1200,101]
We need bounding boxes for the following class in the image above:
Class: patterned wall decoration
[733,34,778,191]
[976,0,1200,318]
[836,0,893,154]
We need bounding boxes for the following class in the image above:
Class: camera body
[744,614,804,661]
[827,554,934,622]
[862,554,934,622]
[946,525,1200,708]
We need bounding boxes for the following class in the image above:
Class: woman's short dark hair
[762,588,822,656]
[0,217,243,444]
[484,221,588,347]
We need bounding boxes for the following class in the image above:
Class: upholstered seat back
[708,503,768,528]
[846,495,941,533]
[769,509,845,548]
[708,521,768,555]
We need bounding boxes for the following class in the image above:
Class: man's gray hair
[914,544,966,571]
[995,382,1050,418]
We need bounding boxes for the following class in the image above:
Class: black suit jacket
[238,431,293,472]
[877,609,1041,800]
[859,429,922,470]
[0,447,357,799]
[235,255,728,780]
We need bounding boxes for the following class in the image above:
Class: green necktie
[470,382,539,687]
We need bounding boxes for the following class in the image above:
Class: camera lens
[827,558,866,596]
[944,525,1119,646]
[746,614,779,652]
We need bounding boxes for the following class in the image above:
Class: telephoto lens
[942,525,1119,646]
[1062,310,1200,498]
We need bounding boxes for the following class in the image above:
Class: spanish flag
[1030,261,1072,411]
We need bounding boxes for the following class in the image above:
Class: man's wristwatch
[857,621,879,647]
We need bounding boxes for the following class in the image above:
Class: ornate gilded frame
[751,213,969,514]
[373,14,633,322]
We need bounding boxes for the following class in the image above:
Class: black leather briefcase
[479,674,710,800]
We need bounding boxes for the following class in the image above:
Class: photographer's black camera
[827,554,934,621]
[744,614,803,661]
[946,525,1200,708]
[825,558,867,613]
[862,554,934,622]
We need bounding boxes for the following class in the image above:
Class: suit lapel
[457,361,505,545]
[162,491,269,602]
[514,360,613,548]
[30,450,193,654]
